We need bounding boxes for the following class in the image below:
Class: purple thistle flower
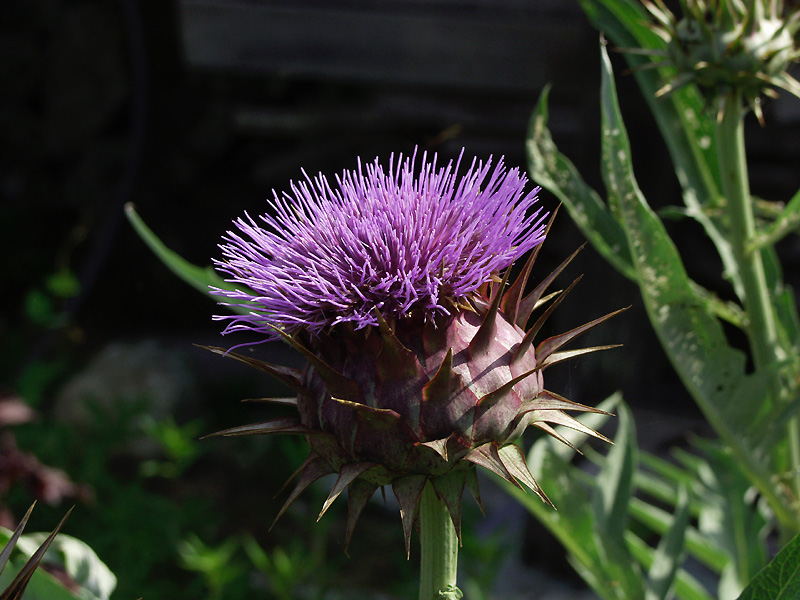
[213,149,546,339]
[205,148,623,554]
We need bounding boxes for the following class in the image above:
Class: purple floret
[213,149,546,339]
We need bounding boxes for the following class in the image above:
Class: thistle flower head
[214,150,546,339]
[641,0,800,121]
[207,150,622,554]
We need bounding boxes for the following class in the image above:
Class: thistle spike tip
[501,204,561,323]
[469,267,512,355]
[345,479,380,553]
[372,307,420,380]
[392,474,428,558]
[201,416,307,439]
[465,442,521,489]
[422,348,454,406]
[497,444,553,507]
[271,457,334,530]
[417,438,449,461]
[516,243,586,329]
[431,471,466,545]
[197,345,305,394]
[512,274,583,363]
[318,462,376,521]
[535,306,629,363]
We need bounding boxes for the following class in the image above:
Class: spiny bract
[207,150,622,554]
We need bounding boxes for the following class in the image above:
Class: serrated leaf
[735,531,800,600]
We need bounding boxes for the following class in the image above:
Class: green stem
[717,93,780,389]
[716,92,800,525]
[418,482,461,600]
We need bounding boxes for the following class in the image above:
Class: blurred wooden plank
[178,0,590,93]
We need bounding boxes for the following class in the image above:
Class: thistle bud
[643,0,800,120]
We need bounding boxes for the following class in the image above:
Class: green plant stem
[717,93,780,392]
[418,482,460,600]
[716,91,800,524]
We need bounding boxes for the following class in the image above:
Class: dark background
[2,1,800,598]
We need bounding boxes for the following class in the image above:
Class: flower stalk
[716,92,780,387]
[418,482,461,600]
[715,91,800,522]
